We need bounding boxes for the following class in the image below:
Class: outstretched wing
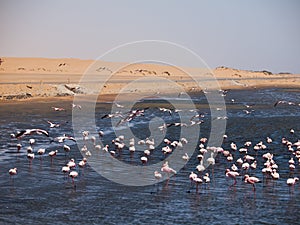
[15,130,26,138]
[35,129,49,137]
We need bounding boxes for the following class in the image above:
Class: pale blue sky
[1,0,299,73]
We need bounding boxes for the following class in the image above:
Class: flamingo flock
[6,96,300,195]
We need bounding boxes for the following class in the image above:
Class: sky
[0,0,299,73]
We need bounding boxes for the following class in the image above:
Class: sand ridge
[0,57,299,101]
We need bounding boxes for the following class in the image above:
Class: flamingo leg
[233,178,237,186]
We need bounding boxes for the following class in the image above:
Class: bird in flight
[274,100,298,107]
[51,107,65,111]
[51,134,76,143]
[47,120,60,128]
[71,103,82,109]
[12,129,49,138]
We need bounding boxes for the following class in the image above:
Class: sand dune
[0,57,299,101]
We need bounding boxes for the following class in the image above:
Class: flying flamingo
[13,129,49,138]
[51,107,65,111]
[47,120,60,128]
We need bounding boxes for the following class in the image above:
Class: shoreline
[0,86,299,106]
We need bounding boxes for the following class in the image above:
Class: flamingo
[231,164,239,172]
[69,171,79,188]
[196,159,205,175]
[287,177,299,185]
[51,107,65,111]
[49,150,58,163]
[144,150,150,156]
[192,176,203,193]
[207,151,216,181]
[203,173,211,188]
[78,158,87,175]
[67,159,76,169]
[154,171,162,181]
[98,130,104,137]
[161,161,177,179]
[14,129,49,138]
[62,166,70,179]
[244,174,261,191]
[182,153,190,162]
[153,170,163,192]
[225,169,239,186]
[78,158,87,168]
[27,153,35,164]
[102,144,109,152]
[63,144,71,156]
[141,156,148,165]
[71,103,82,109]
[27,146,33,153]
[9,168,17,178]
[266,137,273,143]
[271,170,280,179]
[29,138,35,146]
[287,177,299,193]
[37,148,45,158]
[189,172,198,186]
[17,143,22,152]
[47,120,60,128]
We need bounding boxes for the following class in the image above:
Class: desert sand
[0,57,299,102]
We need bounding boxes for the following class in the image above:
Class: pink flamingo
[161,162,176,176]
[141,156,148,165]
[225,169,240,186]
[287,177,299,193]
[244,174,261,191]
[152,171,163,192]
[48,150,58,164]
[69,171,79,188]
[9,168,17,179]
[161,161,177,184]
[17,144,22,152]
[62,166,70,179]
[27,153,35,165]
[192,176,203,193]
[67,159,76,169]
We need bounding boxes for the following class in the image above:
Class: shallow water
[0,88,300,224]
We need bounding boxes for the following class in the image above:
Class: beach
[0,57,299,102]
